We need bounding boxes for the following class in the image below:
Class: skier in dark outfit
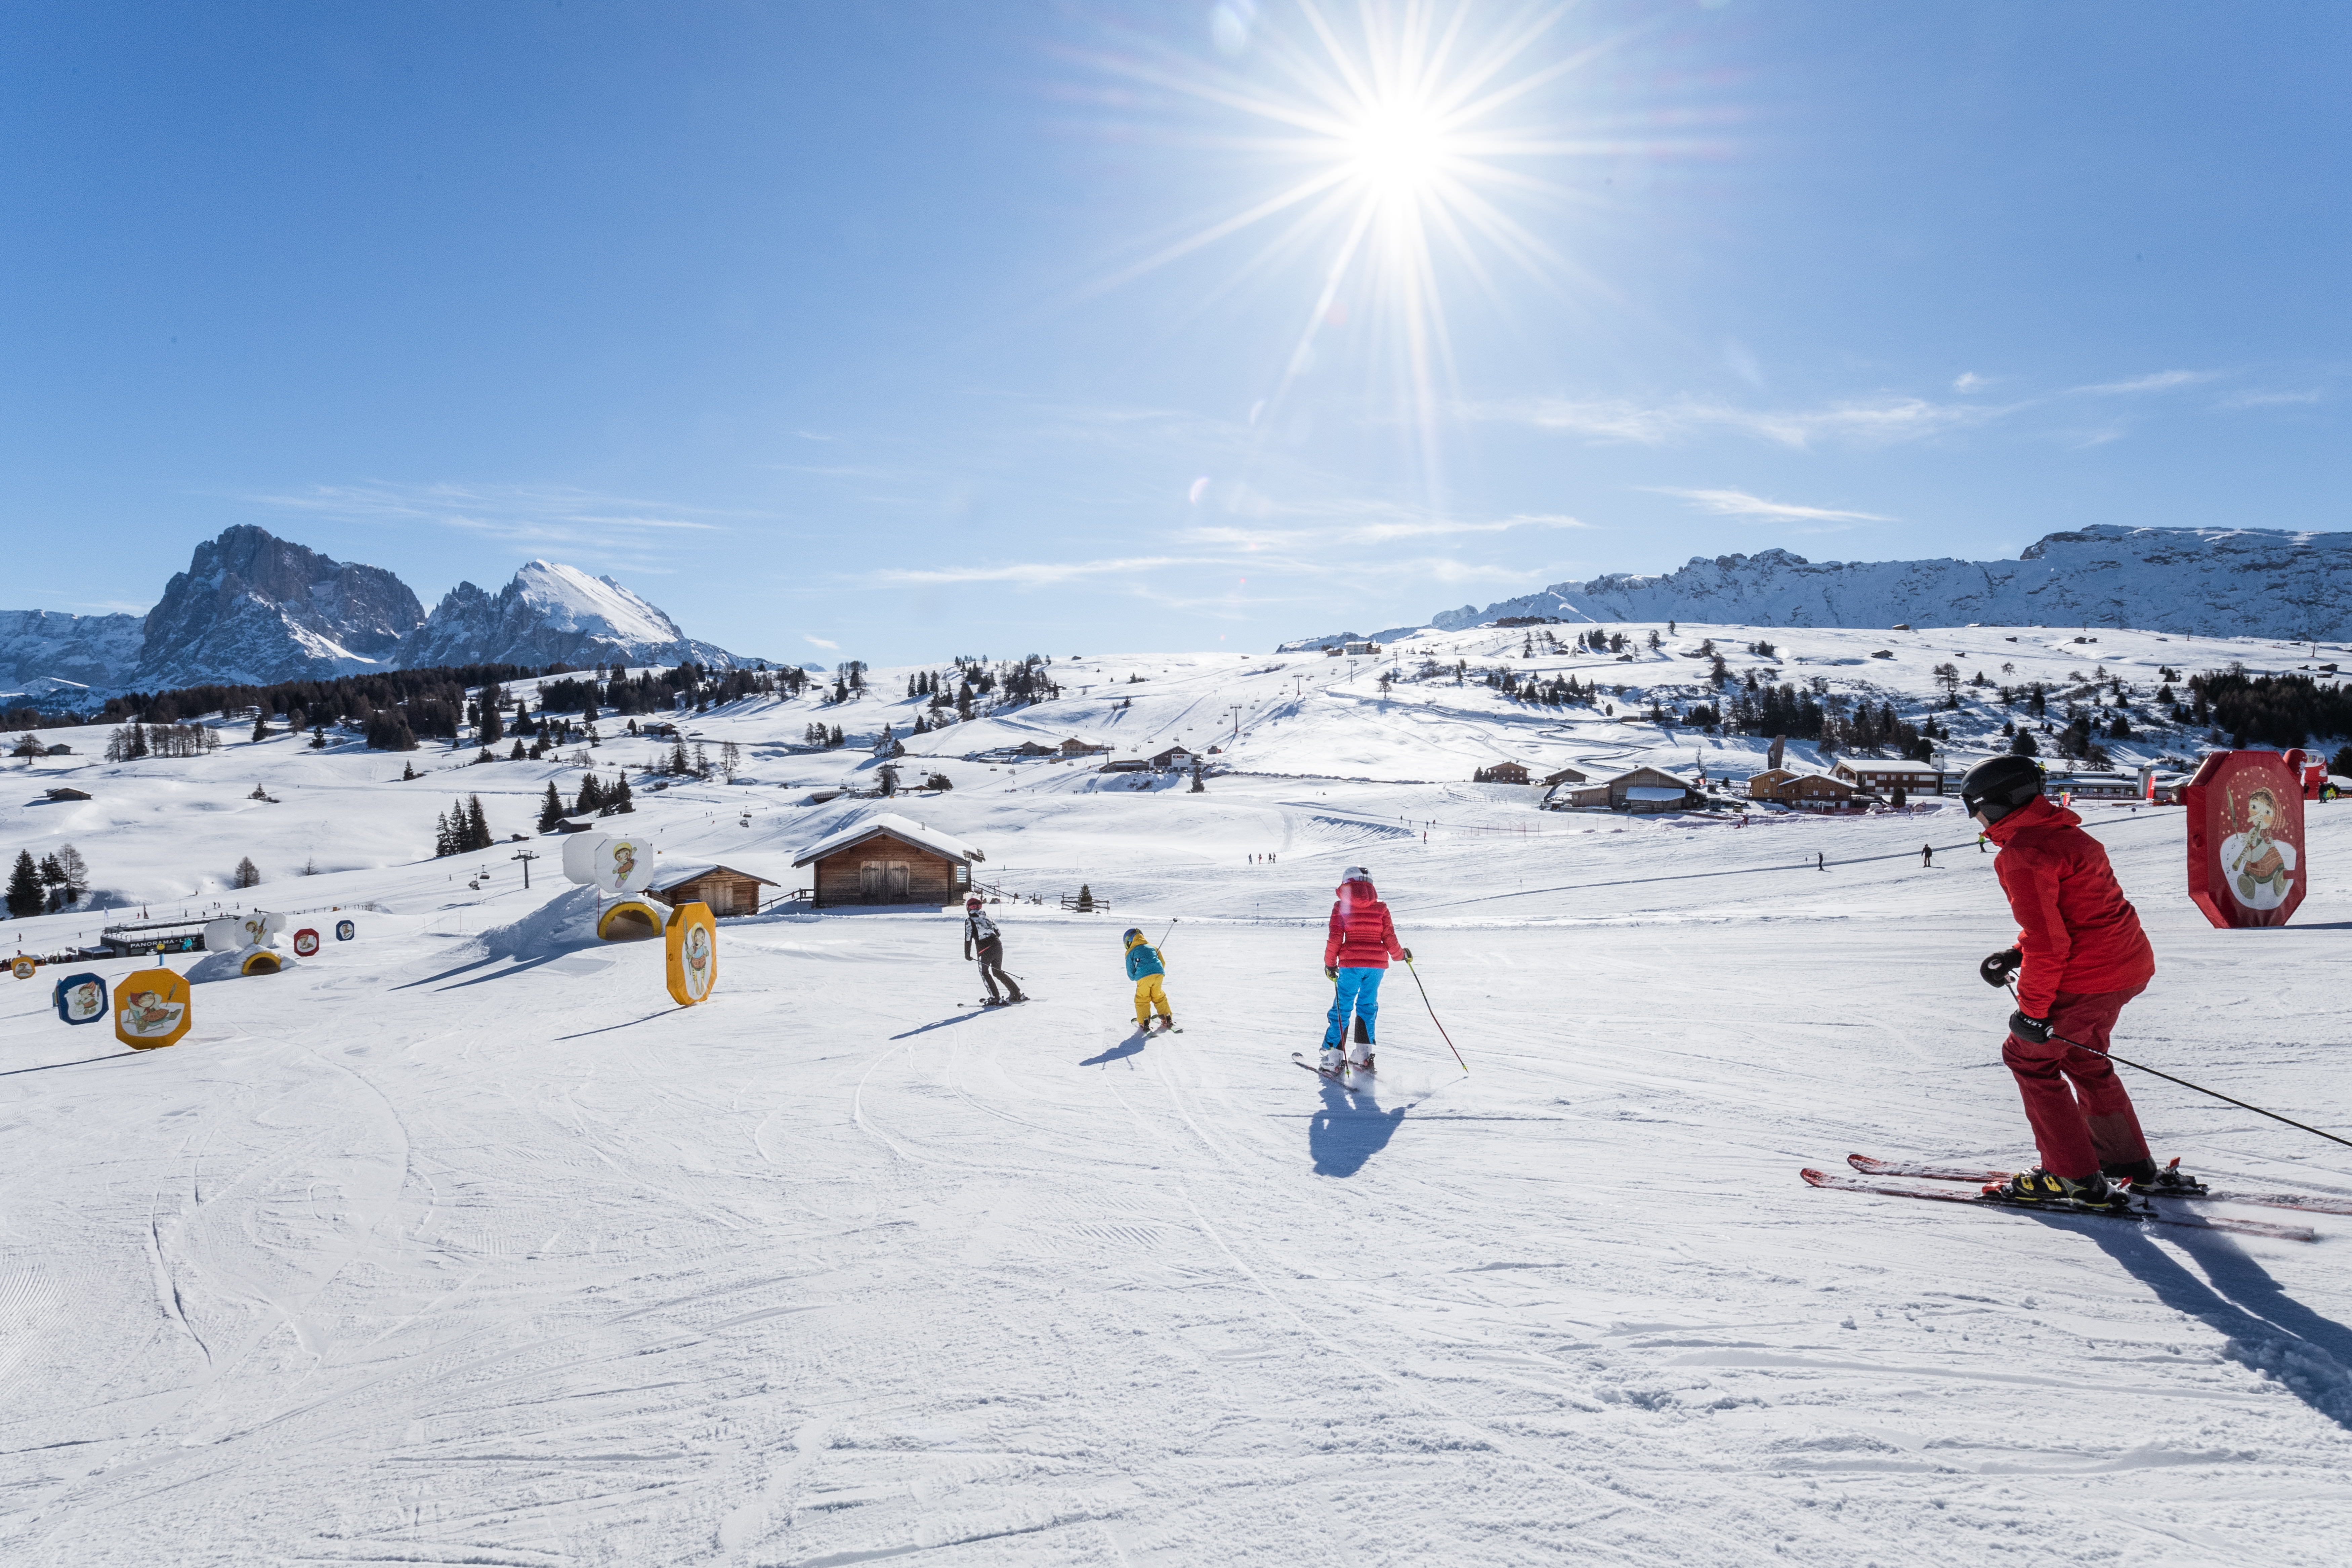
[963,895,1024,1005]
[1963,755,2193,1206]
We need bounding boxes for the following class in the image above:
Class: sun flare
[1094,1,1606,496]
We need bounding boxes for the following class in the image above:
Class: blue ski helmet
[1122,927,1143,943]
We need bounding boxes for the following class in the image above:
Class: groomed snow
[6,633,2352,1565]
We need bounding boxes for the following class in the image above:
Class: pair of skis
[1292,1051,1372,1084]
[1806,1154,2332,1242]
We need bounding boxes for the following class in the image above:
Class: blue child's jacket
[1124,934,1165,980]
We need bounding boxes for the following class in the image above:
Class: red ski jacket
[1325,880,1405,970]
[1986,794,2155,1016]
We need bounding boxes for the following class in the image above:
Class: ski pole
[2007,982,2352,1152]
[1157,919,1178,950]
[1403,958,1469,1073]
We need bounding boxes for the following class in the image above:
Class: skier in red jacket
[1963,756,2191,1206]
[1321,866,1410,1076]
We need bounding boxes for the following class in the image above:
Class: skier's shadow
[2088,1224,2352,1428]
[1079,1034,1147,1068]
[1308,1079,1408,1178]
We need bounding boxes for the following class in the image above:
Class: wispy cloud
[802,634,839,649]
[2070,369,2217,396]
[875,556,1194,587]
[1180,511,1591,552]
[1952,372,1991,392]
[1644,487,1894,523]
[246,480,740,550]
[1469,393,2009,450]
[2221,388,2323,409]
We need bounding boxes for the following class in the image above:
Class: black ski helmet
[1960,755,2044,823]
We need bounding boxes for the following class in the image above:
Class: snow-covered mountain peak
[508,559,685,646]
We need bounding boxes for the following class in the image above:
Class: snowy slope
[1428,524,2352,641]
[400,559,745,672]
[7,642,2352,1564]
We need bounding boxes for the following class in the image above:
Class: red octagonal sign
[2184,751,2306,929]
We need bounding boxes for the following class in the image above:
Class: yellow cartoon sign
[115,968,192,1049]
[597,898,666,942]
[665,901,717,1006]
[9,956,34,981]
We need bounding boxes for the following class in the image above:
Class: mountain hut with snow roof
[792,813,984,907]
[644,862,780,918]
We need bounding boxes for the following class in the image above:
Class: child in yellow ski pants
[1124,928,1173,1031]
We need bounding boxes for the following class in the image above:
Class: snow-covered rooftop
[791,811,984,868]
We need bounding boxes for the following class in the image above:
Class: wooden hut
[1539,766,1589,788]
[792,812,984,908]
[646,862,779,917]
[1832,760,1947,797]
[1475,760,1532,785]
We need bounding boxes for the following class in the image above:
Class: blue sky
[2,2,2344,662]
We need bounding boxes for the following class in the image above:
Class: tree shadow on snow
[1309,1079,1408,1178]
[2087,1223,2352,1429]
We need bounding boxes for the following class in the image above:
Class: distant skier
[963,895,1024,1005]
[1921,843,1934,867]
[1123,928,1174,1033]
[1963,756,2185,1205]
[1321,866,1410,1076]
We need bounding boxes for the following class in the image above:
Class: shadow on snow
[1309,1077,1408,1177]
[2089,1222,2352,1429]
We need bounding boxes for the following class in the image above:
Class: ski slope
[6,637,2352,1565]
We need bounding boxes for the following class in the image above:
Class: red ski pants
[2002,983,2152,1181]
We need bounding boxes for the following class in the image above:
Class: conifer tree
[233,855,262,889]
[537,781,566,831]
[609,772,635,814]
[467,795,492,850]
[8,848,44,917]
[433,809,454,858]
[251,710,270,742]
[576,773,605,816]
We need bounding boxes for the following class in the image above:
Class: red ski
[1800,1168,2316,1243]
[1848,1153,2352,1217]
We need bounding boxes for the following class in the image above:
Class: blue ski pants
[1324,966,1385,1048]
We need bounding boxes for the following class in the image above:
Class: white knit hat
[1342,865,1372,882]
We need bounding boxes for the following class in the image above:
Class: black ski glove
[963,942,973,962]
[1979,947,2022,988]
[1325,966,1338,982]
[1400,947,1414,963]
[2008,1011,2053,1045]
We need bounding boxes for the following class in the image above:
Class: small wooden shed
[792,813,984,908]
[1539,766,1589,788]
[647,862,779,917]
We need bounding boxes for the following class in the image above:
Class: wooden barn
[646,862,780,918]
[1553,766,1700,812]
[1832,759,1948,797]
[1539,766,1589,788]
[1475,760,1532,785]
[792,813,984,908]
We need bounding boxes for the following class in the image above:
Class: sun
[1344,98,1452,201]
[1089,1,1602,494]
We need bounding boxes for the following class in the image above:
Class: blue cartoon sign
[53,971,108,1025]
[335,919,356,942]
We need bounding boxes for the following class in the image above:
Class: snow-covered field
[7,631,2352,1565]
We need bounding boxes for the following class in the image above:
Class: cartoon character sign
[293,928,320,957]
[115,967,192,1049]
[54,972,108,1024]
[9,956,34,981]
[561,833,654,896]
[665,901,717,1006]
[335,919,356,942]
[2186,750,2307,928]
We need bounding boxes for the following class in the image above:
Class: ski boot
[1345,1046,1375,1076]
[2123,1157,2208,1197]
[1318,1045,1345,1076]
[1984,1169,2127,1209]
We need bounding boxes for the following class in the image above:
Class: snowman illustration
[2220,785,2298,910]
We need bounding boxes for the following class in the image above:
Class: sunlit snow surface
[5,624,2352,1565]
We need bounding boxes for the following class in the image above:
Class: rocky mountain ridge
[1404,525,2352,642]
[0,525,747,707]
